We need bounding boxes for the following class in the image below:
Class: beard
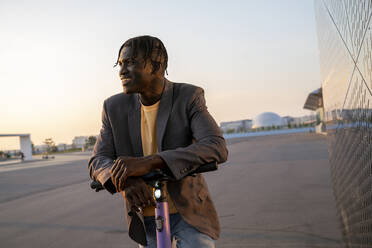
[122,85,129,94]
[122,79,135,94]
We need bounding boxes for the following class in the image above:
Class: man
[89,35,228,247]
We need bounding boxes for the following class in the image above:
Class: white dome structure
[252,112,284,128]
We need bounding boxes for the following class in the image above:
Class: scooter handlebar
[90,180,105,192]
[90,161,218,192]
[193,161,218,174]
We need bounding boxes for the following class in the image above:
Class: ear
[150,61,165,75]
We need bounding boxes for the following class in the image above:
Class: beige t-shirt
[141,101,178,216]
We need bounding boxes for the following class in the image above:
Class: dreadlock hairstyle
[114,35,168,75]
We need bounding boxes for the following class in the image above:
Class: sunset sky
[0,0,320,150]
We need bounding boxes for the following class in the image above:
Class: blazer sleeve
[158,87,228,180]
[88,100,117,194]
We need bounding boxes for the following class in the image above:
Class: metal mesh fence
[314,0,372,247]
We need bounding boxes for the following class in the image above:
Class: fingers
[121,168,129,188]
[130,205,142,213]
[137,181,156,207]
[127,188,144,212]
[118,167,127,191]
[113,166,125,190]
[124,179,157,212]
[141,185,156,207]
[110,158,135,191]
[110,159,122,176]
[110,160,126,191]
[132,186,147,209]
[126,195,141,212]
[116,166,131,191]
[130,191,141,208]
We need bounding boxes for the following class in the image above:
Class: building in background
[34,144,48,154]
[72,136,88,149]
[220,119,252,133]
[252,112,283,129]
[303,88,325,133]
[57,143,73,152]
[314,1,372,245]
[0,134,32,160]
[221,110,318,141]
[221,112,316,134]
[284,115,317,127]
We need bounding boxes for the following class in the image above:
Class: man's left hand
[110,155,165,192]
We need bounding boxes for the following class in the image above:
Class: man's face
[118,46,153,94]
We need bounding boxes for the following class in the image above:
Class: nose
[119,65,129,78]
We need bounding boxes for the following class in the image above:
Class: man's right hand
[121,177,156,212]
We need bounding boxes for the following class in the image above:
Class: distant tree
[31,142,35,154]
[237,127,244,133]
[44,138,57,153]
[87,136,97,146]
[226,129,235,134]
[288,123,291,129]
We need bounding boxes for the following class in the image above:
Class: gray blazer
[89,79,228,242]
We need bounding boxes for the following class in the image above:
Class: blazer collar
[127,94,142,156]
[156,79,173,152]
[127,79,173,156]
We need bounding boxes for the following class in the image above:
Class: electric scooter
[90,161,218,247]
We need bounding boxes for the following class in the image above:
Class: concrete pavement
[0,133,342,247]
[0,152,91,173]
[214,133,341,247]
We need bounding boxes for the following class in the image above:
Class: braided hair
[114,35,168,75]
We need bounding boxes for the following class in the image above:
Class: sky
[0,0,321,150]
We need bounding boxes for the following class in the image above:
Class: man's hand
[110,155,165,192]
[110,156,151,192]
[122,177,156,212]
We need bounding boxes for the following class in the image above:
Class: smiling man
[89,35,228,248]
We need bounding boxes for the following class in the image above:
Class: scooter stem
[154,181,172,248]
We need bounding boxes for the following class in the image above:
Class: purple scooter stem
[155,201,172,248]
[153,181,172,248]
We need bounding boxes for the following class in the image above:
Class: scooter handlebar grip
[90,180,105,192]
[192,161,218,174]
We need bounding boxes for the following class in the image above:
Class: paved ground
[0,133,342,247]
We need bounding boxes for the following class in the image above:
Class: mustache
[120,75,131,80]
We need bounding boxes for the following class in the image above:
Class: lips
[121,78,131,86]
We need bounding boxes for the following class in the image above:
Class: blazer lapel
[128,94,143,157]
[156,79,173,152]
